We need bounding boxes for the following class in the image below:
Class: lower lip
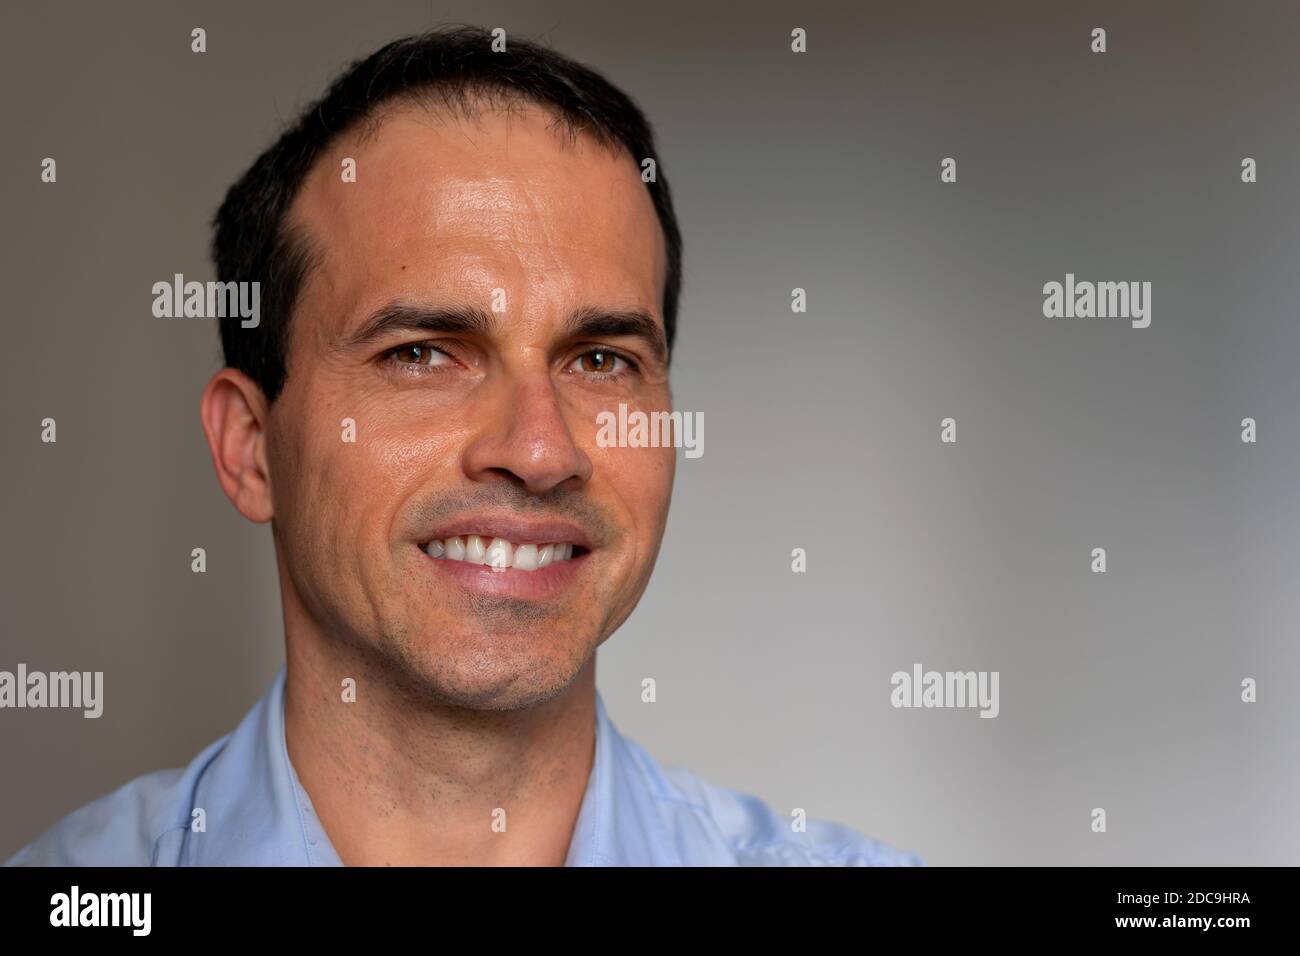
[417,546,589,599]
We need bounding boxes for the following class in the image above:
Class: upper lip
[418,514,594,550]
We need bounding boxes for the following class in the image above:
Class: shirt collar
[564,685,684,866]
[186,665,682,866]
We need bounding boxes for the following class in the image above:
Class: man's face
[265,101,674,710]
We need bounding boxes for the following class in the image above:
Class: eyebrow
[563,305,669,366]
[341,303,494,349]
[342,302,669,365]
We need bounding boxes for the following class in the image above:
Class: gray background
[3,0,1298,865]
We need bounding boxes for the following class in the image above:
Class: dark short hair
[211,25,683,402]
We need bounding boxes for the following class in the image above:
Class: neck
[281,623,597,867]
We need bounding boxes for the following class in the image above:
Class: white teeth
[425,536,578,571]
[485,537,514,570]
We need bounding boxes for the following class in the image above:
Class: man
[7,27,919,867]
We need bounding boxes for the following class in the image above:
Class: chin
[388,636,587,711]
[427,670,580,712]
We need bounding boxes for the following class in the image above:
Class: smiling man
[6,27,919,867]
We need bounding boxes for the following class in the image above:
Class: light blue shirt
[5,666,921,866]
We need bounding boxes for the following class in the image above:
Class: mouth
[421,534,589,571]
[414,517,596,600]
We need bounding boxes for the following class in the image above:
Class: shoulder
[655,762,924,867]
[4,768,187,866]
[4,735,230,867]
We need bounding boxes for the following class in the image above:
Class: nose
[460,368,594,495]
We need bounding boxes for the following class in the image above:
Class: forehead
[287,100,668,338]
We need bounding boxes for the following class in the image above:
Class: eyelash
[380,343,641,380]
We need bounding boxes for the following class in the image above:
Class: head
[199,27,683,711]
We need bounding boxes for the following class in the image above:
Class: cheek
[272,402,411,556]
[277,427,359,560]
[645,446,676,521]
[599,443,675,552]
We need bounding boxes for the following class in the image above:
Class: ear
[199,368,274,523]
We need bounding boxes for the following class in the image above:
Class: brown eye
[392,344,443,366]
[575,350,625,374]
